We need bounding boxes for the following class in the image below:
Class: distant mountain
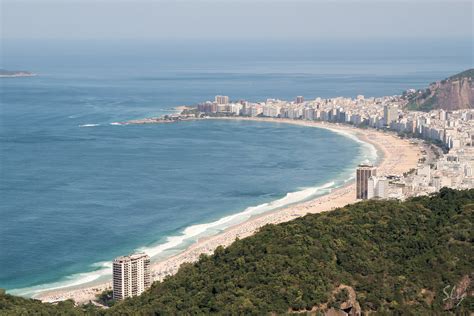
[0,69,36,78]
[405,69,474,111]
[1,188,472,315]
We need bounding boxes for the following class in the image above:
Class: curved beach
[35,118,423,303]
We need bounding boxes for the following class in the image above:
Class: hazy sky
[1,0,473,40]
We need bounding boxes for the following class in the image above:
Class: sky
[1,0,473,40]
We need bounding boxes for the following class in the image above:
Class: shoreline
[32,117,422,304]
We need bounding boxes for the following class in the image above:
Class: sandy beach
[34,118,422,304]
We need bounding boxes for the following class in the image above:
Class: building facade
[356,164,377,199]
[113,253,151,300]
[215,95,229,105]
[384,105,398,126]
[367,176,388,199]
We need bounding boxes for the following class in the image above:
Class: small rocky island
[0,69,37,78]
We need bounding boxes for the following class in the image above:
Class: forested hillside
[1,188,473,315]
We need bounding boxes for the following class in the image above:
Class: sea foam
[10,262,112,298]
[139,180,336,258]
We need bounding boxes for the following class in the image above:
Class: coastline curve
[30,118,419,303]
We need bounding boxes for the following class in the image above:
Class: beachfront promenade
[35,117,423,304]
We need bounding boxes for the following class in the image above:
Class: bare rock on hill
[404,69,474,111]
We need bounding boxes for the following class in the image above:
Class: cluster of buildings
[356,164,388,200]
[110,94,472,301]
[194,94,473,198]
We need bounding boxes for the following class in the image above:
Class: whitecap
[79,124,100,127]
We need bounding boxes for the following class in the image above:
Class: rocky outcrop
[327,285,361,316]
[443,274,472,311]
[405,69,474,111]
[288,285,361,315]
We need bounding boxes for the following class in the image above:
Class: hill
[1,188,473,315]
[405,69,474,111]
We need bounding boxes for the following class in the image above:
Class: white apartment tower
[113,253,151,300]
[367,176,388,199]
[384,105,398,126]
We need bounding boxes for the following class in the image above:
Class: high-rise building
[356,164,377,199]
[303,108,315,120]
[295,96,304,104]
[215,95,229,105]
[383,105,398,126]
[367,176,388,199]
[113,253,151,300]
[376,177,388,199]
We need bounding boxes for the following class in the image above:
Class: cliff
[405,69,474,111]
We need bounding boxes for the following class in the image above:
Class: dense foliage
[448,68,474,81]
[0,292,95,315]
[1,188,473,315]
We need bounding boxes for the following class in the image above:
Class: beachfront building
[384,105,398,126]
[197,102,218,113]
[215,95,229,105]
[113,253,151,300]
[195,93,473,198]
[356,164,377,199]
[367,176,388,199]
[296,96,304,104]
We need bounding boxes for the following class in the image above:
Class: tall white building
[263,105,281,117]
[367,176,388,199]
[215,95,229,105]
[303,108,315,120]
[384,105,398,126]
[113,253,151,300]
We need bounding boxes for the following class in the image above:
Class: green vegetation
[0,292,95,315]
[328,288,349,309]
[410,95,438,112]
[448,68,474,81]
[96,290,116,307]
[406,91,438,112]
[1,189,473,315]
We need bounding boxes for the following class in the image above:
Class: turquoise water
[0,39,471,296]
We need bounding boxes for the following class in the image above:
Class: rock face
[405,69,474,111]
[443,274,472,311]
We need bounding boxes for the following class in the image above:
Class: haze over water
[0,39,471,295]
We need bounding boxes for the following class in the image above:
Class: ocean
[0,39,471,296]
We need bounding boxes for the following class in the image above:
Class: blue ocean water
[0,39,471,295]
